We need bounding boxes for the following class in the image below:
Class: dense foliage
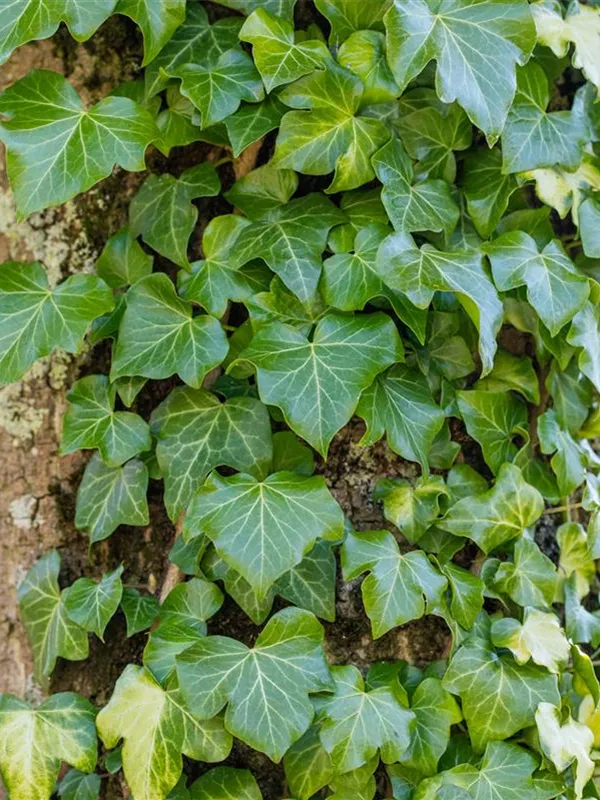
[1,0,600,798]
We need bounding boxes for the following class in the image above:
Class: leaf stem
[543,502,583,515]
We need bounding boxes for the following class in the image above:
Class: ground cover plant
[1,0,600,798]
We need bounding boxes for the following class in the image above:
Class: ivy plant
[1,1,600,799]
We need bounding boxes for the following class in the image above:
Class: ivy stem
[542,502,583,515]
[214,155,233,168]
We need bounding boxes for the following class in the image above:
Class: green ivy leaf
[240,9,329,92]
[372,138,459,237]
[224,162,298,218]
[475,350,540,404]
[176,608,333,761]
[271,430,315,476]
[96,226,153,289]
[317,665,416,773]
[0,0,117,64]
[462,149,518,240]
[231,193,345,303]
[169,49,264,129]
[143,578,224,682]
[275,540,337,622]
[484,232,589,336]
[64,566,124,641]
[284,726,334,800]
[58,769,101,800]
[400,677,462,777]
[17,550,88,686]
[190,767,262,800]
[492,537,557,608]
[384,0,536,143]
[378,475,449,543]
[340,30,400,107]
[61,375,151,467]
[580,195,600,259]
[224,96,287,157]
[377,233,502,374]
[212,0,297,21]
[342,530,447,638]
[315,0,391,45]
[538,409,587,495]
[144,4,242,97]
[201,547,275,625]
[129,163,220,269]
[558,522,596,599]
[565,573,600,648]
[273,62,390,192]
[502,62,587,174]
[0,261,114,385]
[115,0,185,65]
[321,223,388,312]
[442,636,560,752]
[568,299,600,393]
[356,364,444,471]
[179,215,269,318]
[236,312,403,455]
[185,471,344,596]
[120,588,159,637]
[440,464,543,554]
[111,274,228,388]
[0,693,97,800]
[150,386,272,521]
[491,608,569,674]
[97,665,232,800]
[440,562,484,631]
[75,455,149,543]
[457,389,528,474]
[0,70,157,217]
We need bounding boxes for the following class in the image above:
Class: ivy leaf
[176,608,333,761]
[96,226,153,289]
[240,9,329,92]
[372,138,459,237]
[284,726,334,800]
[201,548,275,625]
[376,233,503,375]
[0,0,117,65]
[17,550,88,686]
[273,62,390,192]
[97,665,232,800]
[275,540,337,622]
[378,475,449,543]
[111,274,228,388]
[58,769,101,800]
[492,537,557,608]
[115,0,185,65]
[0,70,157,217]
[236,312,403,455]
[532,0,600,94]
[475,350,540,405]
[400,677,462,777]
[0,261,114,385]
[129,163,220,269]
[523,156,600,222]
[536,703,594,800]
[144,4,242,97]
[315,0,391,44]
[396,100,472,182]
[120,588,159,637]
[342,530,447,638]
[565,574,600,648]
[442,636,560,752]
[502,62,587,174]
[384,0,536,143]
[0,693,97,800]
[491,608,569,673]
[61,375,151,467]
[225,162,297,220]
[338,30,400,106]
[190,767,262,800]
[321,223,388,312]
[224,96,287,157]
[558,522,596,600]
[150,386,272,521]
[64,566,124,641]
[356,364,444,471]
[231,193,345,303]
[580,196,600,259]
[185,471,344,596]
[440,562,484,631]
[457,389,528,474]
[317,665,416,774]
[143,578,224,682]
[462,149,518,240]
[568,300,600,393]
[538,409,587,495]
[178,215,269,318]
[75,455,148,544]
[169,49,264,129]
[440,464,543,554]
[271,430,315,477]
[484,232,589,336]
